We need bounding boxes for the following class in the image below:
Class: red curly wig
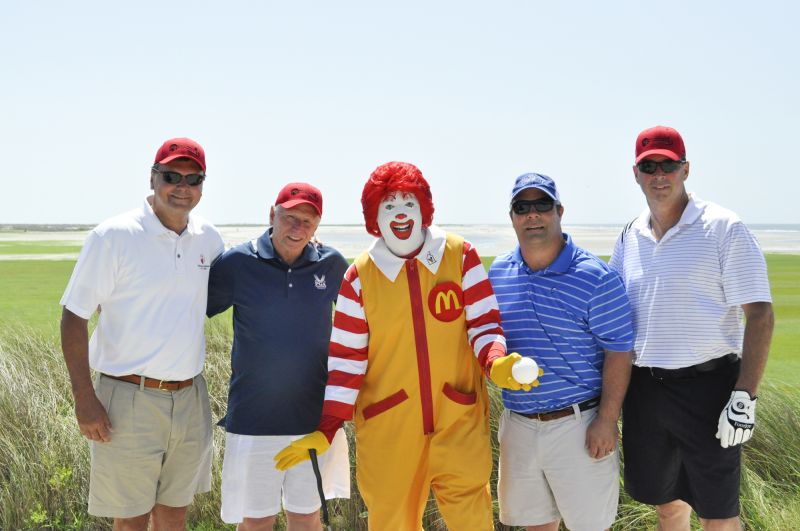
[361,161,435,236]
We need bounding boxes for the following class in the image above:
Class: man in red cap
[208,183,350,530]
[60,138,224,529]
[274,162,528,530]
[610,126,774,530]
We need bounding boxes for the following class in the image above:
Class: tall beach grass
[2,320,799,530]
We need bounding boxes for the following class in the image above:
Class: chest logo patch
[314,274,326,290]
[428,281,464,322]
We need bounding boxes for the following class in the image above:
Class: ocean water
[1,224,799,259]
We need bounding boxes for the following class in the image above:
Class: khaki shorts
[220,429,351,523]
[88,374,212,518]
[497,407,619,531]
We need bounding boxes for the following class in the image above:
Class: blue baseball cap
[511,173,560,202]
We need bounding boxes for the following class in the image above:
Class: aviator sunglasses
[511,198,557,215]
[152,165,206,186]
[636,159,685,175]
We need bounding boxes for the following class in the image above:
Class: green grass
[1,320,799,530]
[0,241,82,256]
[0,261,76,334]
[0,253,798,529]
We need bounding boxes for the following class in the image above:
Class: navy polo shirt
[207,229,348,435]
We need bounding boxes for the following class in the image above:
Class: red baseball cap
[635,126,686,163]
[154,137,206,171]
[275,182,323,216]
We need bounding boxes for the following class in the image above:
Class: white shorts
[220,429,350,523]
[497,407,619,531]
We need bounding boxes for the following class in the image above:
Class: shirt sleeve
[462,241,506,371]
[321,263,369,422]
[587,270,635,352]
[608,230,625,274]
[206,248,238,317]
[720,221,772,305]
[60,230,117,319]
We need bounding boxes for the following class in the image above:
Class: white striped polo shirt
[609,194,772,369]
[489,234,634,414]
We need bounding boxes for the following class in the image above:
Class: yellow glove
[490,352,539,392]
[274,431,330,471]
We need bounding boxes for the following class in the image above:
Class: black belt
[512,397,600,422]
[641,353,739,380]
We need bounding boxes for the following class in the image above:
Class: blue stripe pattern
[489,234,634,413]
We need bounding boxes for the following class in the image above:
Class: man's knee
[285,509,321,531]
[655,499,692,530]
[239,515,278,531]
[698,516,741,531]
[149,504,188,531]
[112,512,151,531]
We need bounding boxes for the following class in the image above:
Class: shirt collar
[368,224,447,282]
[141,196,200,237]
[632,192,703,238]
[512,233,575,275]
[255,228,321,265]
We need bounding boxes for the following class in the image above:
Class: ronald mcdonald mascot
[276,162,532,530]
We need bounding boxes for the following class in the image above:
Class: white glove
[716,390,757,448]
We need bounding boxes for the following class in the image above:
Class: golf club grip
[308,449,331,529]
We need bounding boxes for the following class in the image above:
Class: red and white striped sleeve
[462,241,506,372]
[321,263,369,426]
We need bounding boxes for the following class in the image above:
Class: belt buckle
[158,379,169,391]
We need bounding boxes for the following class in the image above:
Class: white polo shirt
[609,194,771,369]
[61,198,224,380]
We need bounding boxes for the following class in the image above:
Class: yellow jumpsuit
[352,233,494,530]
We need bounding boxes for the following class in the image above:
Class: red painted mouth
[390,219,415,240]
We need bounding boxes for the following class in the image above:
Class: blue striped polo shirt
[489,234,634,413]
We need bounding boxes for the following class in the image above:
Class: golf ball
[512,357,539,385]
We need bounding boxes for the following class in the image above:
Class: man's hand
[585,415,618,459]
[274,431,330,471]
[489,353,539,392]
[716,390,757,448]
[75,392,112,442]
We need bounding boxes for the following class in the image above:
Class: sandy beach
[2,224,799,260]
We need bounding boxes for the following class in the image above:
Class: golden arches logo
[428,282,464,322]
[435,290,461,314]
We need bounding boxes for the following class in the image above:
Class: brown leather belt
[512,397,601,422]
[102,373,194,391]
[642,353,739,380]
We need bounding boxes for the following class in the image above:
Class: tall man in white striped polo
[610,126,774,531]
[489,173,635,531]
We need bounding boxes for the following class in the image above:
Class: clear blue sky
[2,1,798,226]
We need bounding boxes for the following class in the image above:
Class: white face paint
[377,192,425,257]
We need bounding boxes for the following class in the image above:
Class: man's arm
[585,349,632,459]
[462,242,506,372]
[735,301,774,396]
[60,308,112,442]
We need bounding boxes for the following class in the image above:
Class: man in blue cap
[488,173,635,531]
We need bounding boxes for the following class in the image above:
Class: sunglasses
[511,198,557,215]
[636,160,685,174]
[152,165,206,186]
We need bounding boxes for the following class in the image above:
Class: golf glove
[274,431,330,471]
[716,390,757,448]
[489,353,538,392]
